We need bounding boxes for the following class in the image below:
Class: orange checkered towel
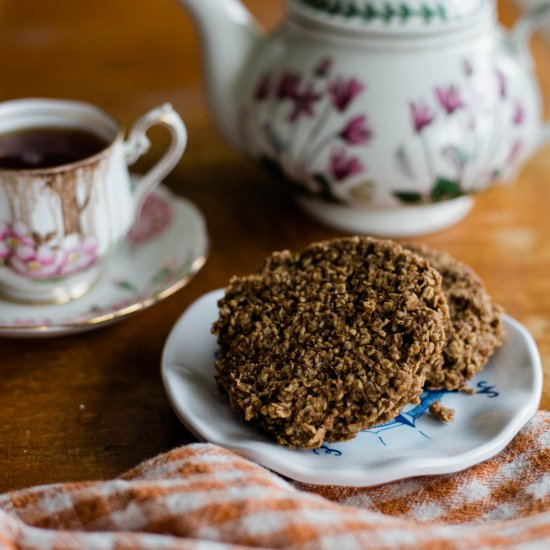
[1,412,549,550]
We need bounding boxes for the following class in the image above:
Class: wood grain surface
[0,0,548,491]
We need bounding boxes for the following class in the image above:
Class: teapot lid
[289,0,495,33]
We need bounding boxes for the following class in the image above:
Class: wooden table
[0,0,548,492]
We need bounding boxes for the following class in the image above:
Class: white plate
[162,289,542,487]
[0,184,208,337]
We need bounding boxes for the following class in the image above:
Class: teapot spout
[177,0,262,149]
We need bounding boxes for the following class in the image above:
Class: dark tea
[0,127,108,170]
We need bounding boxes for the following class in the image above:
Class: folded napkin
[1,412,549,550]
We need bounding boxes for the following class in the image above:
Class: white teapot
[178,0,550,235]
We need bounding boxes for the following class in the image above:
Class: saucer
[0,185,208,337]
[162,289,542,487]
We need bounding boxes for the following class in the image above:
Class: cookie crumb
[429,400,455,423]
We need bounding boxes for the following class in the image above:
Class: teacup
[0,98,187,304]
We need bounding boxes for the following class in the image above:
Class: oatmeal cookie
[408,245,504,391]
[212,236,449,448]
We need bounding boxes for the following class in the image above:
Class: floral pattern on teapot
[177,0,550,234]
[243,57,374,203]
[393,61,527,204]
[242,55,529,208]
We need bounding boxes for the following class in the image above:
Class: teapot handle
[509,3,550,147]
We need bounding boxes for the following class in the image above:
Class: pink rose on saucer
[128,193,174,246]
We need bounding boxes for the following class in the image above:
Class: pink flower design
[329,148,364,181]
[288,84,322,122]
[435,85,465,115]
[329,77,365,112]
[410,101,435,134]
[254,74,272,101]
[128,193,174,246]
[10,243,62,280]
[277,72,301,100]
[0,223,100,280]
[513,101,525,126]
[339,114,373,145]
[6,221,33,250]
[58,235,98,276]
[508,138,524,164]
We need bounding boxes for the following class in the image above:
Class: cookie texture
[212,236,449,448]
[408,245,504,391]
[429,400,455,423]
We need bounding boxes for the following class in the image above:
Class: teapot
[177,0,550,235]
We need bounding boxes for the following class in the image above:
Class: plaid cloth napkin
[1,412,549,550]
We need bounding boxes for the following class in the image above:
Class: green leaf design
[383,4,395,23]
[116,280,138,293]
[421,5,434,21]
[260,155,285,179]
[344,4,359,17]
[393,191,424,204]
[152,267,172,284]
[431,178,464,201]
[364,5,377,20]
[299,0,448,23]
[261,155,328,201]
[399,4,412,21]
[313,173,343,204]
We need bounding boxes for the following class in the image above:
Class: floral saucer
[162,289,542,487]
[0,185,208,337]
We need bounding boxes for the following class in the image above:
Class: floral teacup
[0,98,187,304]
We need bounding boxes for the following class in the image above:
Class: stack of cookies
[212,237,503,449]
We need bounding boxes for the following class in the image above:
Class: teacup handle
[124,103,188,213]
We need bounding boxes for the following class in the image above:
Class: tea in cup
[0,98,187,304]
